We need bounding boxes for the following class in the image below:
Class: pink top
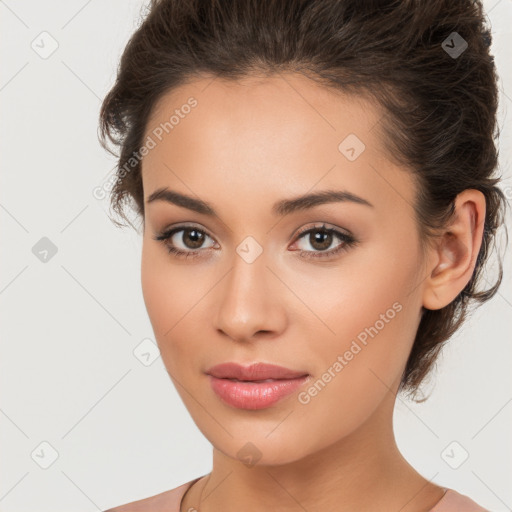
[104,476,489,511]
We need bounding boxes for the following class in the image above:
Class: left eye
[290,224,357,259]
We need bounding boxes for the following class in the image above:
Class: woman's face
[140,73,429,465]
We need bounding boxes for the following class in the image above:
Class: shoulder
[102,477,200,512]
[431,489,489,512]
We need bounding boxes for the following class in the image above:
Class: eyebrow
[145,187,374,217]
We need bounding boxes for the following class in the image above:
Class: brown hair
[98,0,508,399]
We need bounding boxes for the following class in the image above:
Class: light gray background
[1,1,511,511]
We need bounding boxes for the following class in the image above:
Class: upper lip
[206,362,309,381]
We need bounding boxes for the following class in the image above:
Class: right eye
[153,224,218,259]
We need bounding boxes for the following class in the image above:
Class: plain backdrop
[1,1,511,511]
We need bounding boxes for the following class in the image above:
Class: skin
[113,73,486,512]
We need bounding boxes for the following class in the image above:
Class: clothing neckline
[179,478,451,512]
[429,488,450,511]
[178,475,206,512]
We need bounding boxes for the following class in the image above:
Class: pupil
[312,230,331,250]
[185,229,204,248]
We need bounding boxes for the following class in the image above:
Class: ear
[422,189,486,311]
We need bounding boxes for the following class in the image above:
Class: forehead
[141,73,415,216]
[145,73,384,148]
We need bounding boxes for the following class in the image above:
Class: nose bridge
[214,241,283,341]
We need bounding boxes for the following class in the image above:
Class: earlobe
[422,189,486,311]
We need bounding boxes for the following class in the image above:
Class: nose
[213,249,287,343]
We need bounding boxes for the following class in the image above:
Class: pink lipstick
[206,362,310,410]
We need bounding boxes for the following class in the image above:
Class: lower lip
[208,375,310,410]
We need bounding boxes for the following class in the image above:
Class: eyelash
[153,223,358,260]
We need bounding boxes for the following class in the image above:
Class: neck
[182,389,446,512]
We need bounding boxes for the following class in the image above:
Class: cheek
[290,297,418,454]
[141,243,166,333]
[140,243,188,344]
[299,239,422,414]
[140,242,211,366]
[303,238,420,351]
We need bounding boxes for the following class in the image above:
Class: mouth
[224,378,282,383]
[208,375,311,410]
[205,362,311,410]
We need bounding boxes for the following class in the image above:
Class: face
[140,73,427,465]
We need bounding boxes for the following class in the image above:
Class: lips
[205,362,309,381]
[206,362,311,410]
